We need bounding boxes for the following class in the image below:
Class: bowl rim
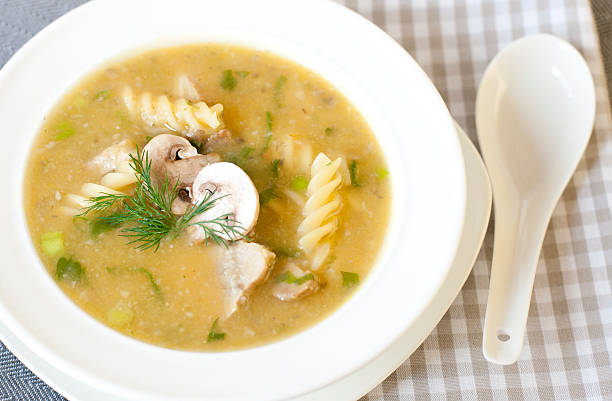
[0,0,467,399]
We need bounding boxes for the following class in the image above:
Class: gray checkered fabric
[0,1,611,400]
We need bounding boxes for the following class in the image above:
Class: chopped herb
[235,70,250,78]
[290,176,309,191]
[207,318,226,342]
[341,271,360,288]
[94,90,110,101]
[271,159,281,178]
[277,270,314,285]
[188,139,203,153]
[240,146,254,159]
[107,303,133,326]
[55,121,74,140]
[220,70,237,90]
[259,188,277,205]
[106,266,163,301]
[72,215,89,233]
[326,254,337,265]
[145,135,154,143]
[274,248,302,258]
[91,217,123,237]
[375,166,389,179]
[41,232,64,257]
[261,133,273,154]
[325,127,334,135]
[349,160,360,187]
[274,75,287,107]
[266,111,273,132]
[56,257,85,282]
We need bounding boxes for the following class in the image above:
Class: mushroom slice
[142,134,219,188]
[189,162,259,242]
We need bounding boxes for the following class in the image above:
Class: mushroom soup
[24,44,391,351]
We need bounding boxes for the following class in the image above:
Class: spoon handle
[483,205,550,365]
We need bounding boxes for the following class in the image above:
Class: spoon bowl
[476,34,595,365]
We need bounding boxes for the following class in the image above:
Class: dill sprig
[79,148,248,251]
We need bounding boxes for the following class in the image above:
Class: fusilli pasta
[122,86,224,137]
[298,153,343,270]
[61,160,136,216]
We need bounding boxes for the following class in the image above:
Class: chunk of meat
[214,242,275,318]
[88,139,137,175]
[272,263,319,302]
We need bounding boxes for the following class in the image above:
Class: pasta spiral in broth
[122,86,224,136]
[61,160,137,216]
[298,153,343,270]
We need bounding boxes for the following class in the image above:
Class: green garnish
[235,71,250,78]
[55,121,74,140]
[325,127,334,136]
[90,217,123,237]
[106,266,163,301]
[56,257,85,282]
[262,133,273,153]
[271,159,281,178]
[375,167,389,179]
[274,75,287,107]
[266,111,273,132]
[41,232,64,257]
[341,271,360,288]
[349,160,360,187]
[277,270,314,285]
[107,303,133,326]
[145,135,154,143]
[220,70,237,90]
[240,146,254,159]
[94,90,110,101]
[290,176,308,191]
[72,96,87,109]
[207,318,226,342]
[259,188,277,205]
[78,148,247,251]
[274,248,302,258]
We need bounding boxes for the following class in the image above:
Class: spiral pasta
[298,153,343,270]
[122,86,224,137]
[61,160,137,216]
[275,136,313,174]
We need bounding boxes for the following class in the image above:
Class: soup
[24,44,390,351]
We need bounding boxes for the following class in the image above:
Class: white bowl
[0,0,466,399]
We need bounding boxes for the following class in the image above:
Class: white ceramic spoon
[476,34,595,365]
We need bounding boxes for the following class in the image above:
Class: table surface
[1,1,611,400]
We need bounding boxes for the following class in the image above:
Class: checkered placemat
[1,1,611,400]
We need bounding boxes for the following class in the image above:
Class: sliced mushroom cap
[189,162,259,242]
[142,134,220,188]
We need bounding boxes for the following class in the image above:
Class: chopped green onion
[94,90,110,101]
[55,121,74,140]
[240,146,254,159]
[259,188,277,205]
[274,75,287,107]
[325,127,334,136]
[91,217,122,237]
[106,266,163,301]
[266,111,273,132]
[375,166,389,179]
[207,318,226,342]
[290,176,309,191]
[107,304,134,326]
[41,232,64,257]
[274,248,302,258]
[56,257,85,282]
[349,160,360,187]
[220,70,236,90]
[235,70,250,78]
[341,271,360,288]
[262,133,273,153]
[277,270,314,285]
[271,159,281,178]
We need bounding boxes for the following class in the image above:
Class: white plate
[0,122,490,401]
[0,0,467,399]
